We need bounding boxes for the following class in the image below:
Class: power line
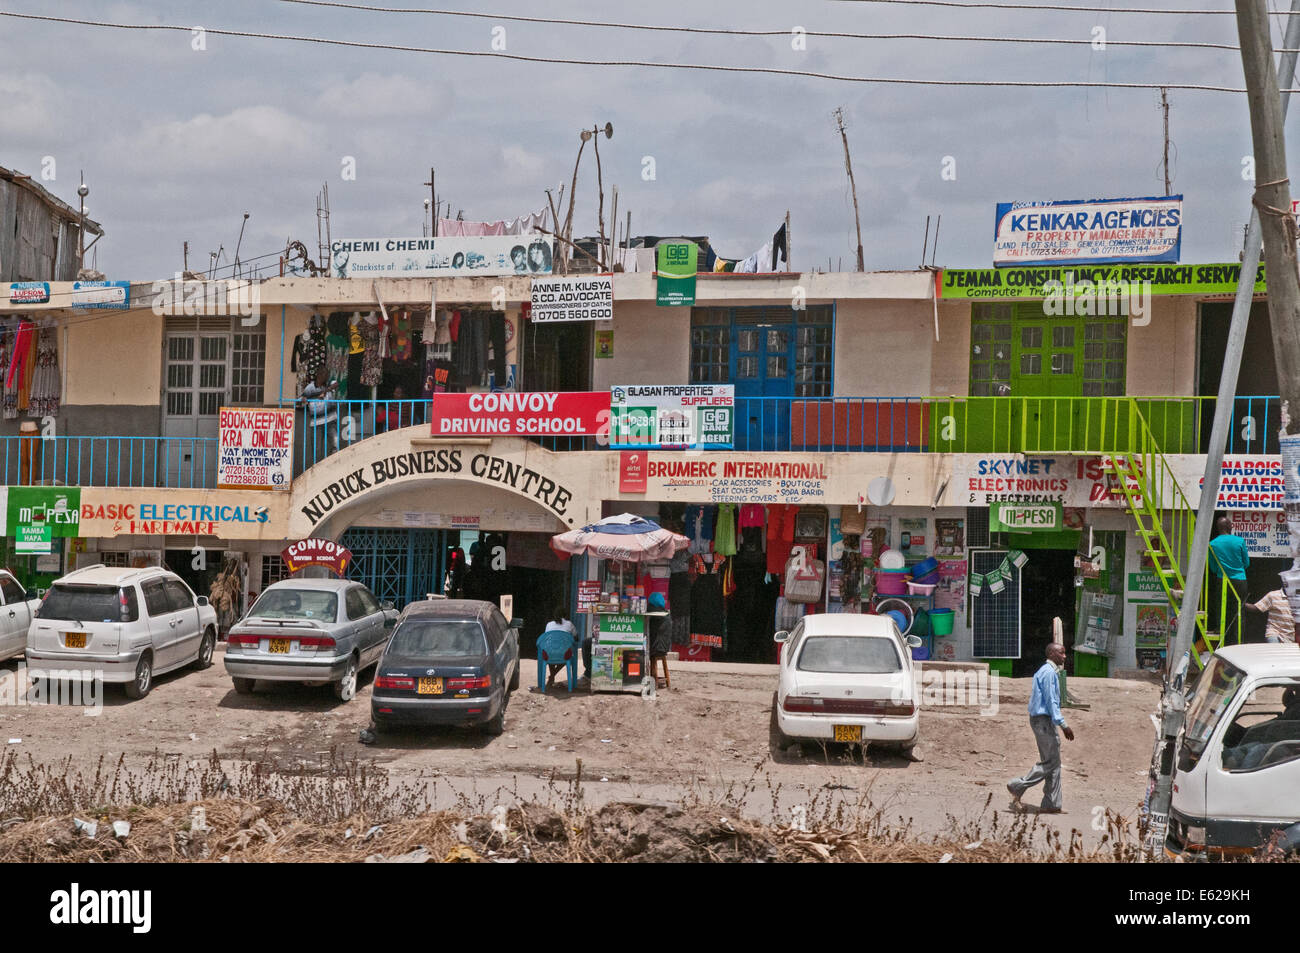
[0,10,1292,91]
[278,0,1274,50]
[829,0,1239,13]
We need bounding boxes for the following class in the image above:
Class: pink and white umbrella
[550,513,689,563]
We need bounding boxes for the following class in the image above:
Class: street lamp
[77,175,89,274]
[560,122,613,273]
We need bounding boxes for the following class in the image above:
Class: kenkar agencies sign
[993,195,1182,267]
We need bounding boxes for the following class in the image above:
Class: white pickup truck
[1166,644,1300,860]
[0,569,41,663]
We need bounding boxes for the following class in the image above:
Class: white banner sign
[994,195,1182,267]
[218,408,294,490]
[328,236,553,278]
[610,384,735,450]
[530,274,613,322]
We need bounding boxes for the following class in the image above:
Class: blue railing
[0,395,1283,488]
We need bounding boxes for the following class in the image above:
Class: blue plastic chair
[537,629,578,692]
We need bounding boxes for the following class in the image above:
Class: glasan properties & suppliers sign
[993,195,1182,266]
[940,262,1266,300]
[610,384,734,450]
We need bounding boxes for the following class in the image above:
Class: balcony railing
[0,396,1281,488]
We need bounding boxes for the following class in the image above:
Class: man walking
[1008,643,1075,814]
[1208,514,1249,641]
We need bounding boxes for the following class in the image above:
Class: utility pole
[1238,0,1300,432]
[1145,0,1300,855]
[423,168,437,236]
[834,107,865,271]
[1159,88,1173,195]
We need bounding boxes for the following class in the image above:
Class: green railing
[926,396,1209,454]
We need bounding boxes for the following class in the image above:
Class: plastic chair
[537,629,578,692]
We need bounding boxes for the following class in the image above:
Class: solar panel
[971,549,1021,659]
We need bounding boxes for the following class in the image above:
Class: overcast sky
[1,0,1291,277]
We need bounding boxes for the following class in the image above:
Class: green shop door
[1010,316,1083,451]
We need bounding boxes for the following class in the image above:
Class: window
[796,636,902,674]
[1220,683,1300,772]
[689,305,833,396]
[346,587,367,621]
[260,554,286,590]
[389,619,487,657]
[969,305,1013,396]
[0,575,26,604]
[690,313,729,384]
[249,588,338,622]
[231,325,266,405]
[99,552,129,568]
[164,579,195,612]
[357,587,381,616]
[37,585,138,623]
[1179,657,1247,771]
[1081,317,1127,397]
[142,580,172,617]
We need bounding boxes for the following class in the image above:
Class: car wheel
[193,628,216,670]
[508,658,520,692]
[484,695,506,736]
[769,694,795,754]
[124,653,153,700]
[334,655,359,701]
[232,677,256,695]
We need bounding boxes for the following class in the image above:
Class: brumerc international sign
[993,195,1182,266]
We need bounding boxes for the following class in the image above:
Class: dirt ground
[0,649,1161,848]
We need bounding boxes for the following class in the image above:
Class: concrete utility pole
[1147,0,1300,855]
[1159,88,1172,195]
[834,107,865,271]
[1239,0,1300,428]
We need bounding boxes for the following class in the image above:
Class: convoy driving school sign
[429,392,609,437]
[218,408,294,490]
[529,274,613,322]
[281,538,354,575]
[993,195,1182,266]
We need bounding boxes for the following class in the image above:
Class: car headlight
[1185,824,1206,846]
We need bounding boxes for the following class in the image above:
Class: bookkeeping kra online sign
[218,408,294,489]
[430,392,610,437]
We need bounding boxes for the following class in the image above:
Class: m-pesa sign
[430,392,609,437]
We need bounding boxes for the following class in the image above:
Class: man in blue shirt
[1007,642,1075,813]
[1208,515,1249,642]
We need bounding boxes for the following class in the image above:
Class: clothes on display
[436,209,547,237]
[359,317,383,386]
[28,323,60,417]
[325,331,349,399]
[714,503,738,557]
[739,503,765,529]
[684,505,715,554]
[690,562,725,649]
[766,504,797,574]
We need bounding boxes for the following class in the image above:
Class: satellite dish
[866,476,896,507]
[580,129,592,142]
[604,122,614,139]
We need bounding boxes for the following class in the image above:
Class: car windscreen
[1180,656,1247,770]
[36,585,138,624]
[249,589,338,622]
[796,636,902,674]
[388,619,487,658]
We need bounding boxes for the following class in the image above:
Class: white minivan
[0,569,41,663]
[27,565,219,699]
[1166,644,1300,860]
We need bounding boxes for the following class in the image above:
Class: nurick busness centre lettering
[300,449,574,524]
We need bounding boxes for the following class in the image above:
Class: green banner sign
[15,524,52,555]
[598,613,646,637]
[990,501,1062,534]
[656,243,698,307]
[6,487,81,540]
[1127,571,1165,600]
[939,263,1268,300]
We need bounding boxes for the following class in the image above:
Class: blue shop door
[731,325,793,450]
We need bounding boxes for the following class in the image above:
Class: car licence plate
[269,638,290,654]
[833,724,862,743]
[418,677,443,695]
[65,632,87,649]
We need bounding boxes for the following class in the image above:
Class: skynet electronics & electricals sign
[994,195,1182,266]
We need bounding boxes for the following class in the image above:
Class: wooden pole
[834,107,865,271]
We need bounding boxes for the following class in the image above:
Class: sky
[0,0,1292,278]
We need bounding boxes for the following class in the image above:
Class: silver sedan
[223,578,396,701]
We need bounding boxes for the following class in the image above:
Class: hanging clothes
[348,315,365,354]
[28,323,60,417]
[303,319,328,378]
[16,320,36,413]
[669,570,691,646]
[690,567,725,648]
[6,319,34,391]
[454,312,488,386]
[488,312,507,384]
[766,504,797,574]
[391,310,414,362]
[325,331,349,399]
[684,505,715,554]
[739,503,765,528]
[714,503,738,557]
[359,319,383,386]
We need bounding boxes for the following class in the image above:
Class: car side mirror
[510,618,524,630]
[773,630,789,643]
[196,596,210,607]
[381,600,395,611]
[906,634,923,648]
[24,590,38,601]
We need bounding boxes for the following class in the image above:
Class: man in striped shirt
[1245,585,1296,643]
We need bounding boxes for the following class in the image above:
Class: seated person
[542,606,578,689]
[379,384,412,431]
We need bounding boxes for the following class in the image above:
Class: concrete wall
[832,298,933,397]
[590,300,690,391]
[1127,295,1197,395]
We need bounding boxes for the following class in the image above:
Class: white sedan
[772,613,921,755]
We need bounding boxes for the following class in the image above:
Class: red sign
[281,538,354,575]
[620,450,648,493]
[429,392,609,437]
